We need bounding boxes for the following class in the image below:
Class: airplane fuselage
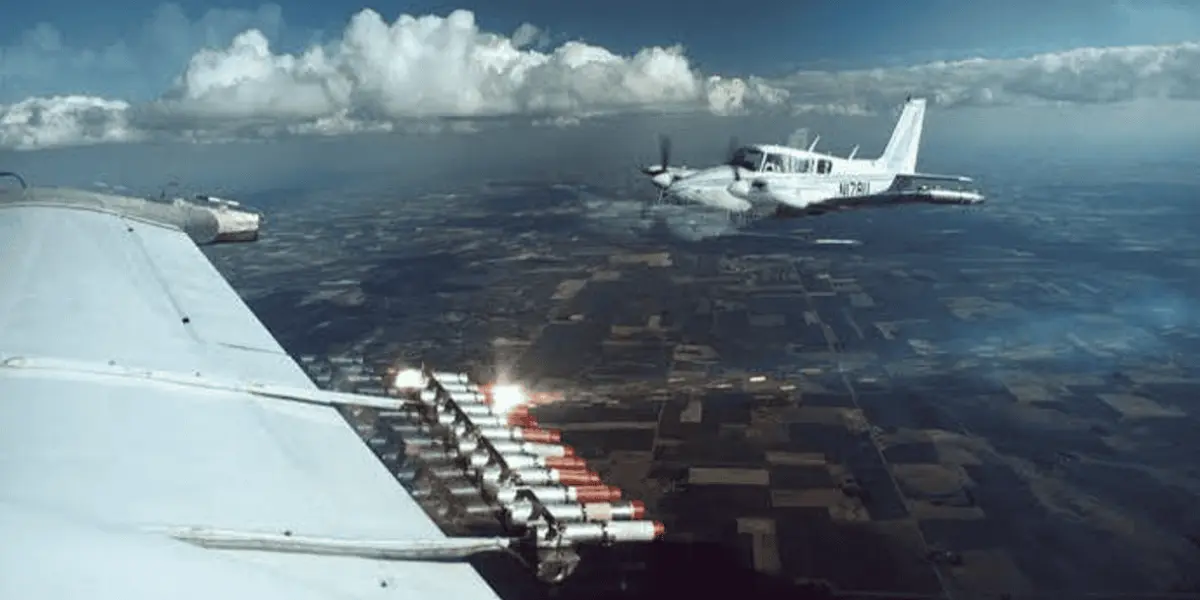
[661,157,900,214]
[638,97,985,219]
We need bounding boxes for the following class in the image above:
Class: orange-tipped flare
[575,486,621,503]
[653,521,666,539]
[506,413,538,428]
[555,469,602,486]
[530,391,565,404]
[519,428,562,443]
[544,456,587,470]
[630,500,646,519]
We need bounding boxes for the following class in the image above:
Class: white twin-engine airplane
[639,97,986,220]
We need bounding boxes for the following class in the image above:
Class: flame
[391,368,426,390]
[489,383,529,415]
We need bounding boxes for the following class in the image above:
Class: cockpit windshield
[731,147,764,172]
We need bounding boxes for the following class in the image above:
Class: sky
[2,0,1200,151]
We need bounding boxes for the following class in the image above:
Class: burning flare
[391,368,426,391]
[488,383,529,415]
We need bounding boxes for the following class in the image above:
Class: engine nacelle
[727,178,824,211]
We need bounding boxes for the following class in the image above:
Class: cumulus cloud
[0,96,142,150]
[705,75,792,116]
[148,10,785,125]
[1,8,787,149]
[510,23,551,51]
[775,41,1200,110]
[2,5,1200,151]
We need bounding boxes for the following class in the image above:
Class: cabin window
[791,158,811,174]
[763,154,785,173]
[731,147,764,172]
[817,159,832,175]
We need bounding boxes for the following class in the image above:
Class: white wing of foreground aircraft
[639,97,986,222]
[0,171,660,599]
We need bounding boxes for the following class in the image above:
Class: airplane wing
[0,183,508,599]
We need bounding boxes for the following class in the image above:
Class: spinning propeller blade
[641,133,674,217]
[658,134,672,171]
[726,136,741,181]
[641,133,673,177]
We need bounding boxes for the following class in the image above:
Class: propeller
[725,136,741,181]
[641,133,674,217]
[641,133,672,176]
[659,133,671,173]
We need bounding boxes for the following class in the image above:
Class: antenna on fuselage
[807,136,820,152]
[847,145,859,160]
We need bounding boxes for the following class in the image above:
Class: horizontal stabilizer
[887,172,986,205]
[899,172,975,183]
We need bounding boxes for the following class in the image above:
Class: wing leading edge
[0,187,506,599]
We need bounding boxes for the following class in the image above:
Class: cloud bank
[778,42,1200,110]
[2,5,1200,150]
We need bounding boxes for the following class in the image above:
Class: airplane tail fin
[876,97,926,173]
